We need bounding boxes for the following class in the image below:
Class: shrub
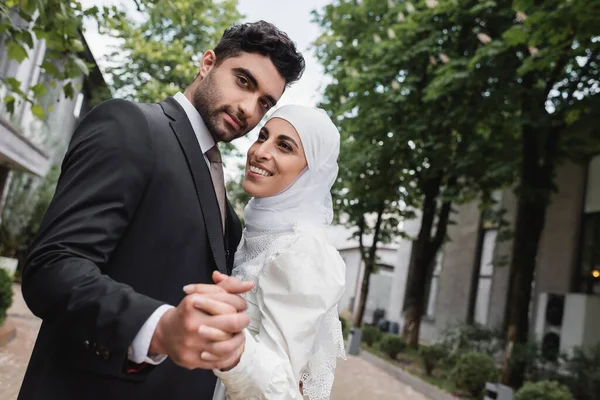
[515,380,574,400]
[450,352,499,397]
[511,341,565,383]
[362,325,382,347]
[440,323,503,356]
[419,344,447,376]
[0,268,14,326]
[565,344,600,400]
[379,334,407,360]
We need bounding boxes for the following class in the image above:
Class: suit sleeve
[21,99,164,380]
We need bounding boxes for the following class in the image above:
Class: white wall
[327,224,399,323]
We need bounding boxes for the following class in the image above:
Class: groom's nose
[238,95,257,122]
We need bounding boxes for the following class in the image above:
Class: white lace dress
[212,226,346,400]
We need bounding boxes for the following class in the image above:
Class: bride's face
[243,117,308,198]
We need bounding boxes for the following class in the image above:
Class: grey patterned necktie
[206,145,226,232]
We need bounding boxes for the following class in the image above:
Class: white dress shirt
[128,92,217,364]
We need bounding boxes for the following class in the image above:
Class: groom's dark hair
[213,20,305,86]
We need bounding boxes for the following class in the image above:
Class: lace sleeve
[300,307,347,400]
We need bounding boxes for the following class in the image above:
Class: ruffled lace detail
[232,228,297,293]
[300,307,347,400]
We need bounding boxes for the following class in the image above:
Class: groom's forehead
[220,52,286,99]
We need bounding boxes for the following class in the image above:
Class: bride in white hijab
[211,105,346,400]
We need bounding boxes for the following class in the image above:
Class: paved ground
[1,284,429,400]
[0,284,42,400]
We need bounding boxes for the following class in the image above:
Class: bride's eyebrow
[277,134,299,149]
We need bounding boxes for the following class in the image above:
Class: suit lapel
[225,201,242,274]
[159,97,227,274]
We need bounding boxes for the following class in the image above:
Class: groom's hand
[177,272,254,371]
[149,286,250,370]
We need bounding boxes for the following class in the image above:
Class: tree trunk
[501,126,559,388]
[353,261,372,327]
[353,204,385,327]
[403,175,452,348]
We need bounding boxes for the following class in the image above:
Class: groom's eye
[237,76,249,87]
[259,98,271,110]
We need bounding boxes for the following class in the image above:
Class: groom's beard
[193,73,249,142]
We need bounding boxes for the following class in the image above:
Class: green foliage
[361,325,382,347]
[99,0,241,103]
[419,344,447,376]
[440,323,503,356]
[0,0,99,119]
[515,381,574,400]
[565,344,600,400]
[226,163,252,219]
[450,352,499,397]
[0,268,13,326]
[378,334,407,360]
[312,0,521,343]
[339,316,350,340]
[0,164,60,258]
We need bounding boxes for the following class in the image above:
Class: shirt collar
[173,92,215,154]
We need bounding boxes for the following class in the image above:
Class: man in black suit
[18,21,305,400]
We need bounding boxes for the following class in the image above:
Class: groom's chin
[214,124,244,143]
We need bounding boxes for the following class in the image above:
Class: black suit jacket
[18,97,242,400]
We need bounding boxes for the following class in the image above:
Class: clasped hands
[149,271,253,371]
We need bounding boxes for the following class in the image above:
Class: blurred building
[385,158,600,355]
[326,222,399,325]
[337,155,600,357]
[0,11,108,218]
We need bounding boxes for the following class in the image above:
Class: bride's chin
[242,179,259,197]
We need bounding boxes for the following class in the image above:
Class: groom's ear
[198,50,217,80]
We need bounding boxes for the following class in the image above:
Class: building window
[579,155,600,293]
[73,92,84,118]
[425,251,443,318]
[474,229,496,325]
[467,190,502,325]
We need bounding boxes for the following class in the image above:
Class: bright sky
[82,0,333,178]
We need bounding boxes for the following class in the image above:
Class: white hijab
[242,105,340,234]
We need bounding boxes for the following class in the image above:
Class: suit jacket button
[83,340,90,349]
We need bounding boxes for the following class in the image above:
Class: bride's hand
[212,271,254,293]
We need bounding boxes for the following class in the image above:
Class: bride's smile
[243,117,308,198]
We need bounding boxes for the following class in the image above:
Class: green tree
[0,0,99,119]
[454,0,600,387]
[418,0,600,387]
[313,0,516,346]
[316,0,600,387]
[99,0,241,102]
[331,116,408,327]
